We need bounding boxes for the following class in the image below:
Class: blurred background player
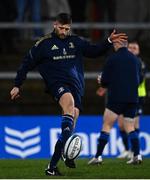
[96,41,147,161]
[117,41,147,162]
[88,40,142,165]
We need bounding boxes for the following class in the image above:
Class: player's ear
[53,22,57,28]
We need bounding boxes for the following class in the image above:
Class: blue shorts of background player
[106,103,138,118]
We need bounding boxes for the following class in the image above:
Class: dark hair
[55,13,72,24]
[128,40,139,45]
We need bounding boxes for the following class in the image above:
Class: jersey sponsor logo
[51,44,59,50]
[4,126,41,158]
[53,55,75,60]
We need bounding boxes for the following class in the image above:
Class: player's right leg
[117,115,131,159]
[124,117,142,165]
[73,107,80,128]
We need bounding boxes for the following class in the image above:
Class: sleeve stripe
[29,49,33,59]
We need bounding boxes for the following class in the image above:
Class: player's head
[128,41,140,56]
[113,41,128,51]
[53,13,72,39]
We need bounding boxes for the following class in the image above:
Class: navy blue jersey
[101,47,141,103]
[15,32,111,96]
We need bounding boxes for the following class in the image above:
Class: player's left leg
[46,92,75,175]
[88,108,118,165]
[63,107,80,168]
[62,89,81,168]
[96,108,118,157]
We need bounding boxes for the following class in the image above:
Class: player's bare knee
[64,100,74,114]
[102,122,113,132]
[59,93,74,111]
[124,118,135,133]
[65,105,74,115]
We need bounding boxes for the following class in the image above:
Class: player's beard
[59,33,66,39]
[55,29,68,39]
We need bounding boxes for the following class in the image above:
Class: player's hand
[96,87,107,97]
[109,29,128,44]
[10,87,20,100]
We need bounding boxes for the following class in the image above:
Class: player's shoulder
[35,33,52,47]
[70,33,85,41]
[69,34,88,46]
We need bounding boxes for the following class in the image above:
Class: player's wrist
[108,37,112,43]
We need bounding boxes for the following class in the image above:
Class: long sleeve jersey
[101,47,141,103]
[15,32,112,96]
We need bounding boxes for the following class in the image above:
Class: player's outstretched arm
[109,29,128,44]
[10,87,20,100]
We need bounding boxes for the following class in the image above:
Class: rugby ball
[64,134,82,160]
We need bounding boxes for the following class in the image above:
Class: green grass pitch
[0,158,150,179]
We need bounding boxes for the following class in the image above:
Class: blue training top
[15,31,112,96]
[101,47,141,103]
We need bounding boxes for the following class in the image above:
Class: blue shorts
[106,102,138,118]
[47,83,82,111]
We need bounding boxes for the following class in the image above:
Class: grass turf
[0,158,150,179]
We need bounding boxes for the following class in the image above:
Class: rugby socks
[50,139,63,169]
[128,131,140,156]
[95,131,109,158]
[61,114,74,146]
[50,114,74,169]
[120,130,129,151]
